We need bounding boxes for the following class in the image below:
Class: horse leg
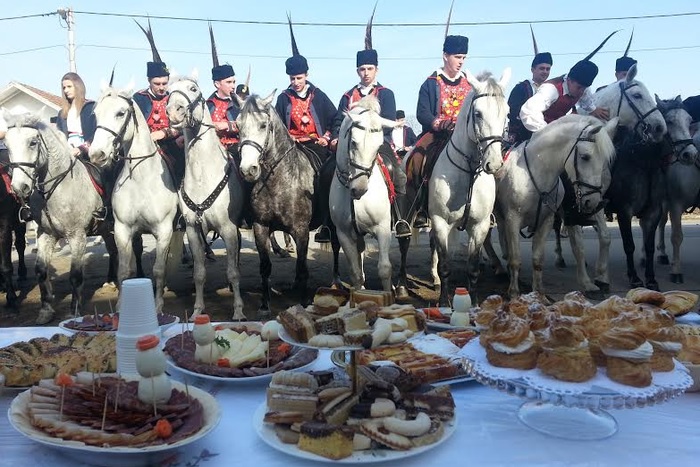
[640,211,661,291]
[375,228,393,292]
[330,225,343,289]
[656,209,670,265]
[466,217,492,304]
[291,226,311,306]
[14,222,27,280]
[220,224,245,320]
[336,228,364,290]
[554,222,566,268]
[531,216,555,295]
[431,219,452,306]
[67,233,88,318]
[429,234,440,291]
[133,234,145,278]
[483,228,506,278]
[284,233,295,253]
[101,231,118,288]
[503,218,522,299]
[186,225,207,319]
[151,225,173,314]
[669,205,685,283]
[592,211,611,294]
[396,236,411,299]
[34,232,57,324]
[270,231,290,258]
[566,225,600,295]
[617,213,643,288]
[253,222,273,317]
[1,225,17,308]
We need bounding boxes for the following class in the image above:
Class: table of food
[1,287,700,466]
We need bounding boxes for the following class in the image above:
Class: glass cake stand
[460,340,693,440]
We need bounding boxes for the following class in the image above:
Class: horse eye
[29,139,38,147]
[259,122,267,130]
[580,153,591,161]
[189,86,197,92]
[633,93,642,99]
[474,111,482,119]
[116,110,126,118]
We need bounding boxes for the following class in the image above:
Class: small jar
[135,335,167,377]
[450,288,472,327]
[192,314,215,346]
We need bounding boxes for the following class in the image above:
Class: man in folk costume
[520,32,617,134]
[206,24,242,159]
[321,5,410,240]
[393,110,418,158]
[275,15,336,162]
[506,26,553,146]
[411,1,471,228]
[132,20,186,186]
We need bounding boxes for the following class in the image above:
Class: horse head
[338,96,398,199]
[90,86,138,168]
[458,68,511,174]
[166,77,206,130]
[656,94,697,165]
[2,112,48,200]
[237,90,278,182]
[562,116,619,214]
[594,64,666,143]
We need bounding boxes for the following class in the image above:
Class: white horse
[3,113,118,324]
[422,70,510,306]
[654,96,699,283]
[166,75,246,320]
[492,114,618,298]
[89,85,181,313]
[553,64,667,294]
[329,96,400,291]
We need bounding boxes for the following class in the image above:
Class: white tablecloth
[2,326,700,467]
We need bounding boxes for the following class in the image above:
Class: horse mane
[349,95,381,115]
[540,114,616,164]
[657,97,684,112]
[470,71,507,114]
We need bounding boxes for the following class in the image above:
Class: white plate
[8,379,221,467]
[165,353,319,384]
[253,401,457,463]
[279,327,426,351]
[58,314,180,336]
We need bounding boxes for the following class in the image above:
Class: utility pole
[57,7,76,72]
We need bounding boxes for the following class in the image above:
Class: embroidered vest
[208,96,238,147]
[437,74,472,122]
[543,76,579,124]
[146,96,170,132]
[348,86,380,107]
[288,92,319,140]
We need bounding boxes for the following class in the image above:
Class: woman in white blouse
[55,72,96,159]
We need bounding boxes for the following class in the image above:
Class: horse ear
[233,93,245,108]
[604,117,620,140]
[260,89,277,107]
[675,95,682,104]
[625,63,638,83]
[100,79,110,94]
[191,68,199,81]
[655,94,662,107]
[498,67,512,90]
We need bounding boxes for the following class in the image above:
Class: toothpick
[184,374,190,401]
[101,391,109,431]
[114,373,121,412]
[94,305,99,323]
[151,373,157,417]
[59,386,66,421]
[266,348,270,368]
[108,300,114,315]
[180,320,185,349]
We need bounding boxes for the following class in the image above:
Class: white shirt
[519,75,597,132]
[357,81,378,97]
[66,105,84,148]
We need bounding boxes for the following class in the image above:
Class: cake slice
[277,305,316,343]
[298,422,354,460]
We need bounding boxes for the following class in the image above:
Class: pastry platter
[252,401,457,464]
[8,378,221,467]
[59,313,180,336]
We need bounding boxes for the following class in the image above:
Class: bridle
[94,94,157,173]
[659,107,695,163]
[616,81,662,142]
[168,82,212,135]
[336,109,383,188]
[445,92,505,174]
[238,113,296,172]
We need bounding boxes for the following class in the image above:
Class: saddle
[78,158,106,198]
[405,131,451,188]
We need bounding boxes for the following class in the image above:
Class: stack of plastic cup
[116,278,160,375]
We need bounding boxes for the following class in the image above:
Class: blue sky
[1,0,698,119]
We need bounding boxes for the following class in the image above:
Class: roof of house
[0,81,63,110]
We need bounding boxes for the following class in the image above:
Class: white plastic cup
[118,278,159,335]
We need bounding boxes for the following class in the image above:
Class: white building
[0,81,63,123]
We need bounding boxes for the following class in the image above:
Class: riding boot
[314,153,336,244]
[413,185,430,229]
[18,205,33,223]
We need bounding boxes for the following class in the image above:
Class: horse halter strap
[616,82,662,140]
[660,108,695,159]
[337,110,383,187]
[95,95,138,156]
[446,92,504,174]
[169,85,206,128]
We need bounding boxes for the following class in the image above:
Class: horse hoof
[657,255,670,265]
[593,280,611,294]
[584,289,606,301]
[645,281,660,291]
[670,273,684,284]
[629,278,644,289]
[189,310,202,322]
[257,308,272,320]
[35,309,55,325]
[395,286,409,300]
[273,249,291,258]
[555,259,567,268]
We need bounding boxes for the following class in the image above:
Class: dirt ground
[0,228,517,327]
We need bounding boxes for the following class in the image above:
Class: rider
[392,110,418,158]
[206,25,242,160]
[412,28,471,228]
[320,9,411,241]
[133,20,185,187]
[507,27,552,146]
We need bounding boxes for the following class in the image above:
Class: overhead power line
[0,44,64,56]
[72,10,700,27]
[0,12,57,22]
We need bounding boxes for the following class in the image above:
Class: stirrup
[394,219,412,238]
[413,211,429,229]
[314,226,331,244]
[18,206,32,223]
[93,206,108,221]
